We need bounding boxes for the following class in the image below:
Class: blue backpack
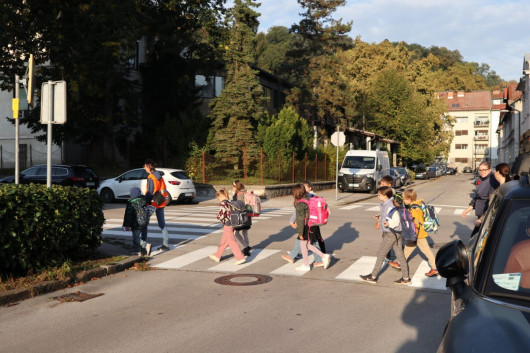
[410,201,440,233]
[387,206,417,242]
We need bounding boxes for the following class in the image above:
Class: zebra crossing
[152,245,446,291]
[102,205,295,241]
[339,203,466,215]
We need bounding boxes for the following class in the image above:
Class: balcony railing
[474,120,489,126]
[474,135,488,140]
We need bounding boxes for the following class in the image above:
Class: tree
[255,26,295,78]
[207,0,267,176]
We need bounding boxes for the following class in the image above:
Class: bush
[0,184,104,277]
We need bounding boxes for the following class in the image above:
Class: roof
[436,91,492,111]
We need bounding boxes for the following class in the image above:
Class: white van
[338,150,390,193]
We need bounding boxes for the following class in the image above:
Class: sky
[231,0,530,82]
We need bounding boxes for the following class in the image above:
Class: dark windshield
[342,156,375,169]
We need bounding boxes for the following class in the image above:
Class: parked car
[446,167,457,175]
[414,166,436,180]
[462,166,473,173]
[388,167,403,189]
[97,168,196,204]
[394,167,411,186]
[0,164,99,189]
[435,178,530,352]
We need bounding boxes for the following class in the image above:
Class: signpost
[41,80,67,187]
[330,129,346,201]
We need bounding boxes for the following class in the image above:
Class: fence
[189,148,335,185]
[0,144,62,170]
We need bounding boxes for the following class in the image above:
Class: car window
[121,169,147,180]
[73,166,98,179]
[52,167,69,176]
[472,193,501,273]
[415,167,426,173]
[342,156,375,169]
[22,166,40,176]
[171,171,191,180]
[483,200,530,302]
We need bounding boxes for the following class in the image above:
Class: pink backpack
[298,196,329,227]
[244,190,261,217]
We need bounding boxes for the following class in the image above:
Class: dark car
[435,178,530,353]
[415,166,436,179]
[392,167,411,186]
[446,167,457,175]
[388,167,403,189]
[462,166,473,173]
[0,164,99,189]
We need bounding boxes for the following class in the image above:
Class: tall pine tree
[208,0,267,175]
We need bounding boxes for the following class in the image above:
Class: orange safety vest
[147,173,168,208]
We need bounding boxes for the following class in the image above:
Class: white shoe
[323,254,331,269]
[234,258,246,265]
[209,254,220,263]
[296,265,311,271]
[145,243,152,256]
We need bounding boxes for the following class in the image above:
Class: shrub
[0,184,104,277]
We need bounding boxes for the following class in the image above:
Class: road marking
[336,256,377,281]
[366,206,380,211]
[154,246,218,269]
[101,229,204,240]
[207,248,280,272]
[453,208,466,215]
[410,261,447,291]
[271,255,316,276]
[339,205,363,210]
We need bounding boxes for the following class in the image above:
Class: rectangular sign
[40,81,67,124]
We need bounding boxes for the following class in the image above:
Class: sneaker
[243,247,251,257]
[322,254,331,269]
[145,243,152,256]
[140,248,147,256]
[296,265,311,271]
[159,245,170,251]
[313,262,324,268]
[209,254,221,263]
[282,254,294,263]
[394,277,412,285]
[425,269,439,277]
[388,261,401,270]
[360,274,377,283]
[234,258,246,265]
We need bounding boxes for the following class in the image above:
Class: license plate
[185,193,193,196]
[86,182,95,186]
[353,183,359,187]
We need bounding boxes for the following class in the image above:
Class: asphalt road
[0,174,478,353]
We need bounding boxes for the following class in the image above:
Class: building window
[455,130,468,136]
[455,144,468,150]
[455,117,468,123]
[195,75,225,98]
[455,158,469,163]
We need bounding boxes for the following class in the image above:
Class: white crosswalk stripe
[155,246,217,269]
[410,260,446,290]
[207,248,280,272]
[338,204,462,217]
[271,255,316,276]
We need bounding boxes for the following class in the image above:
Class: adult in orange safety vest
[142,159,170,251]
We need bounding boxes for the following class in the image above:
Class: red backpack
[244,190,261,217]
[297,196,329,227]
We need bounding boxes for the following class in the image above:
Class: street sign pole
[330,128,346,201]
[14,75,20,184]
[46,80,53,188]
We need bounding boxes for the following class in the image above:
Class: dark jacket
[123,196,147,230]
[470,173,500,217]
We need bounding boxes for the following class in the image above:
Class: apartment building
[437,90,496,172]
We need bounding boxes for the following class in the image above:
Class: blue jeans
[141,207,167,245]
[289,238,322,263]
[132,227,148,252]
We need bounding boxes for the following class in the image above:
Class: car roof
[496,178,530,200]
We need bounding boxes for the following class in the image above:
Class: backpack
[410,201,440,233]
[228,200,251,230]
[387,206,417,242]
[297,196,329,228]
[244,190,261,217]
[131,197,156,228]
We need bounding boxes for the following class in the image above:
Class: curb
[0,255,141,306]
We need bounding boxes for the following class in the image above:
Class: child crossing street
[122,187,152,256]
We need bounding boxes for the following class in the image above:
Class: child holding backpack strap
[122,187,152,256]
[403,189,438,277]
[360,186,411,285]
[232,180,252,256]
[293,184,330,271]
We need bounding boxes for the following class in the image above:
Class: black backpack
[387,206,417,242]
[228,200,251,230]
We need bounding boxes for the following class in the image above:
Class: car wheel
[100,188,115,203]
[165,192,173,205]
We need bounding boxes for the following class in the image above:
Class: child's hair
[377,186,393,199]
[232,180,245,192]
[302,180,313,190]
[403,189,417,202]
[144,159,157,172]
[495,163,512,182]
[292,183,307,205]
[381,175,394,186]
[216,188,229,199]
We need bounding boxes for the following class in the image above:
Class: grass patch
[0,255,127,293]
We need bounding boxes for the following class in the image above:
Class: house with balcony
[437,90,494,172]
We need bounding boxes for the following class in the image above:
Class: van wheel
[371,184,378,194]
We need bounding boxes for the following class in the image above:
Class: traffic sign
[331,131,346,146]
[40,81,67,124]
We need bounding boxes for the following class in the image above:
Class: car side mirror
[436,240,470,299]
[377,165,382,171]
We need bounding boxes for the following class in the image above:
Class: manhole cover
[53,291,104,302]
[214,274,273,286]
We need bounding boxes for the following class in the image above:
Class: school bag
[297,196,329,228]
[228,200,251,230]
[244,190,261,217]
[131,197,156,228]
[410,201,440,233]
[387,206,417,242]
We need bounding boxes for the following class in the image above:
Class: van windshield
[342,156,375,169]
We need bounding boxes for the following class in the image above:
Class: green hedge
[0,184,104,277]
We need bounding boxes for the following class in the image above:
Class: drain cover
[53,291,104,302]
[214,274,273,286]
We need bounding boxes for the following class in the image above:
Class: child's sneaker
[209,254,220,263]
[234,258,246,265]
[282,254,294,263]
[388,261,401,270]
[360,274,377,283]
[425,269,439,277]
[145,243,152,256]
[394,277,412,285]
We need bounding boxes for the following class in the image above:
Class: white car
[97,168,196,204]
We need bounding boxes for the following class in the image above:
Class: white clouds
[252,0,530,81]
